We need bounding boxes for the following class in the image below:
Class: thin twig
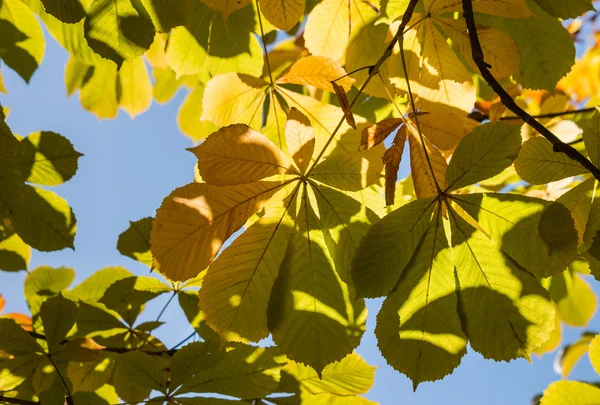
[469,106,598,122]
[0,396,39,405]
[47,355,74,405]
[398,24,442,194]
[305,0,421,176]
[461,0,600,181]
[168,330,197,355]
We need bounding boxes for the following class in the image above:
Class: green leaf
[117,217,153,267]
[32,357,56,394]
[25,266,75,319]
[39,292,77,352]
[581,110,600,167]
[170,341,221,388]
[582,199,600,280]
[546,269,596,327]
[532,0,593,18]
[177,290,220,344]
[484,6,575,91]
[72,301,125,338]
[0,232,31,271]
[138,0,192,32]
[280,352,375,395]
[72,384,119,405]
[445,122,522,192]
[117,57,152,118]
[40,0,86,23]
[199,203,294,343]
[450,211,555,361]
[311,155,380,192]
[99,276,171,324]
[351,198,437,298]
[556,178,595,245]
[165,2,263,78]
[67,352,115,394]
[178,344,282,399]
[15,131,83,186]
[83,0,155,67]
[268,190,366,374]
[452,193,578,278]
[69,266,133,303]
[177,84,220,141]
[0,0,45,82]
[540,381,600,405]
[115,351,166,392]
[515,137,588,184]
[0,354,40,391]
[376,211,467,388]
[0,318,44,355]
[2,185,77,251]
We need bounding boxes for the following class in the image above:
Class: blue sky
[1,30,599,405]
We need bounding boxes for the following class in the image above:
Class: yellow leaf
[188,124,296,186]
[199,202,295,343]
[590,334,600,376]
[151,181,284,281]
[541,381,600,405]
[0,70,6,94]
[304,0,380,63]
[425,0,532,18]
[532,311,561,356]
[177,84,219,142]
[276,56,355,92]
[311,155,380,192]
[201,73,268,129]
[408,130,446,198]
[118,57,152,118]
[414,112,464,151]
[259,0,304,31]
[515,137,588,185]
[285,107,316,174]
[434,18,520,80]
[200,0,252,18]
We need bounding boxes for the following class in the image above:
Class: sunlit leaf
[540,381,600,405]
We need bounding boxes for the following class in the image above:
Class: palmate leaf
[39,292,77,352]
[153,109,381,373]
[351,120,579,387]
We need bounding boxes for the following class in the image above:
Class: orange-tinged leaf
[360,118,403,150]
[285,108,316,174]
[409,132,446,199]
[384,126,408,206]
[151,181,285,281]
[0,295,4,312]
[276,56,355,92]
[413,112,464,151]
[6,314,33,332]
[189,124,296,186]
[259,0,305,31]
[332,82,357,130]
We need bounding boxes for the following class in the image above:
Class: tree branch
[0,396,39,405]
[468,106,598,123]
[461,0,600,181]
[305,0,421,176]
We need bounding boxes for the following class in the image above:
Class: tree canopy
[1,0,600,404]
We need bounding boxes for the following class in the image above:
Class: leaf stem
[461,0,600,181]
[0,396,39,405]
[47,355,75,405]
[305,0,421,176]
[255,0,274,87]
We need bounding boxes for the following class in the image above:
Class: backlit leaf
[40,292,77,352]
[115,351,166,392]
[276,56,354,92]
[84,0,155,67]
[285,107,316,174]
[151,181,285,281]
[446,122,522,192]
[514,137,587,185]
[0,232,31,272]
[117,218,153,267]
[540,381,600,405]
[189,124,295,186]
[259,0,304,31]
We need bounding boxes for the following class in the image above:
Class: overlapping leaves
[151,109,381,373]
[353,121,580,387]
[0,108,82,271]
